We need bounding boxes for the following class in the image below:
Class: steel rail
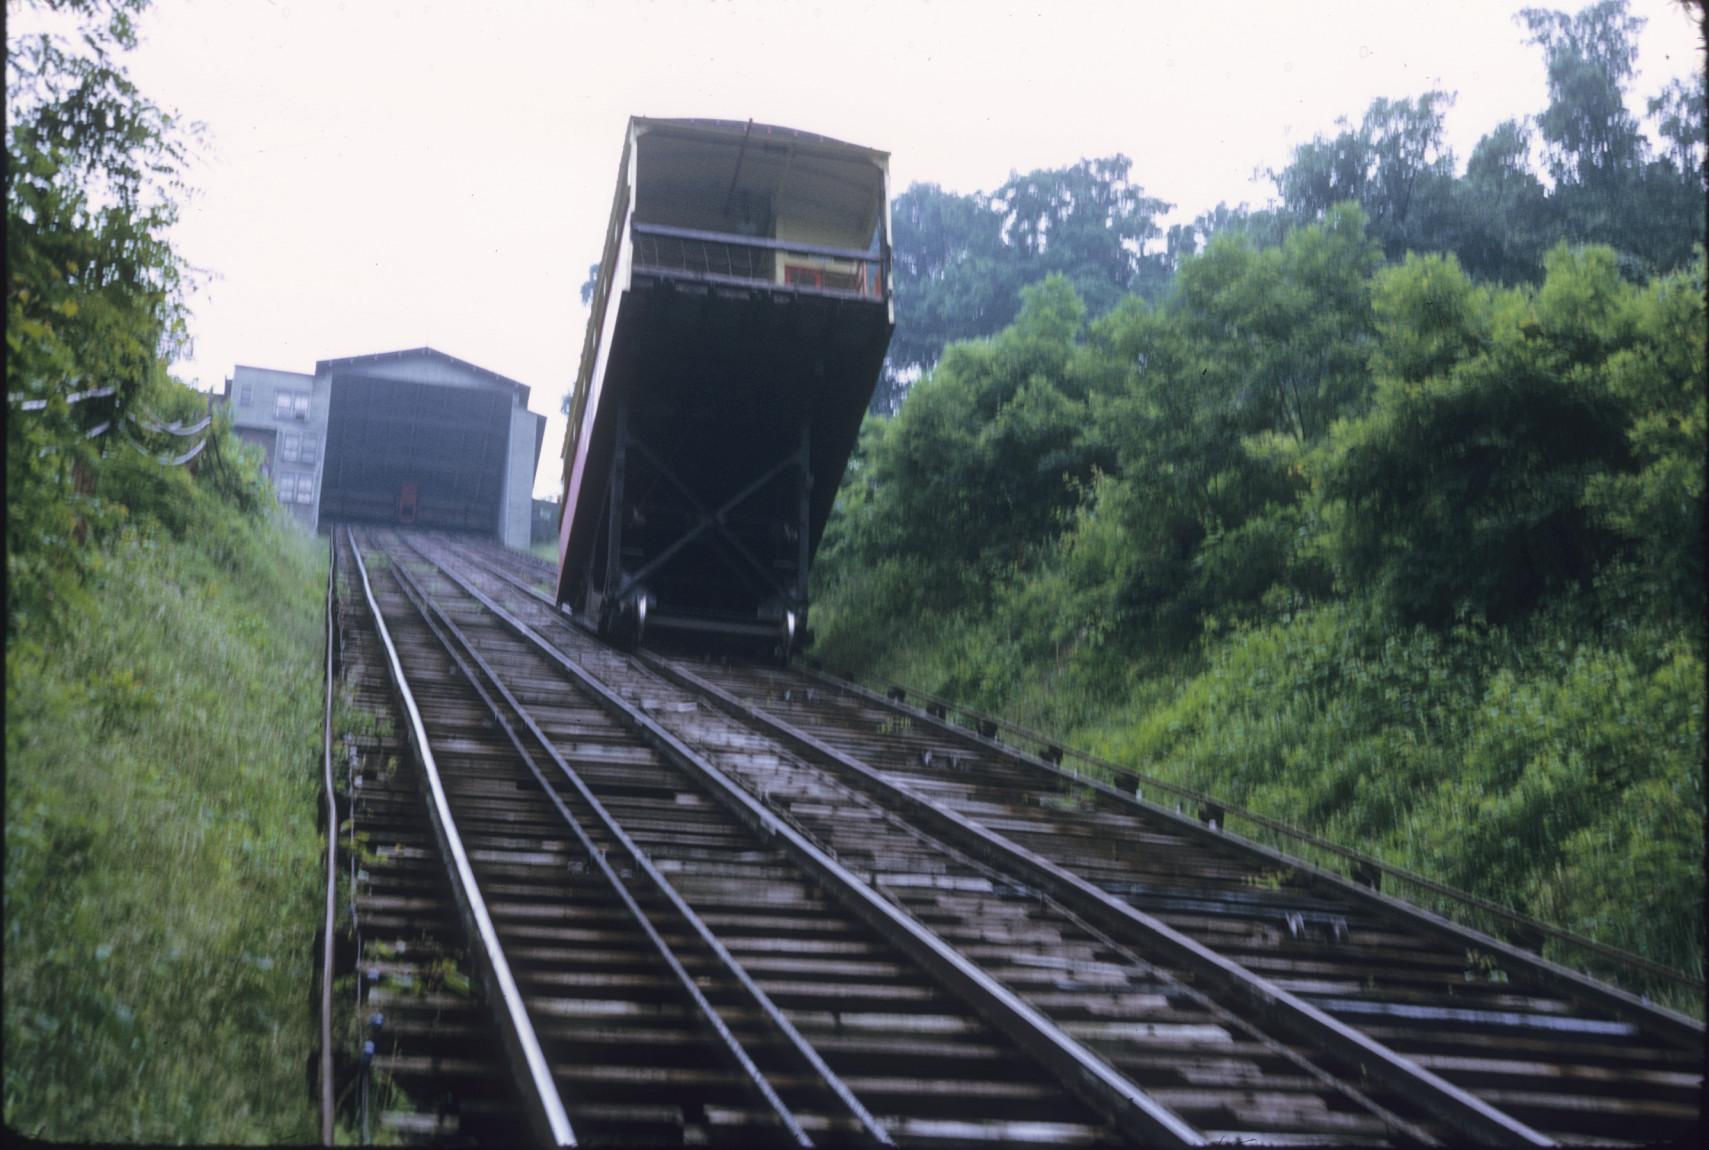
[319,534,339,1145]
[805,668,1709,1050]
[345,529,576,1148]
[382,542,826,1148]
[428,539,1709,1135]
[437,536,565,591]
[393,538,896,1146]
[402,537,1208,1149]
[435,534,1698,1016]
[820,666,1706,996]
[609,663,1439,1147]
[423,540,1519,1120]
[445,539,1698,1027]
[647,655,1570,1148]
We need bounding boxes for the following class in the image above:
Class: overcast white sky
[76,0,1706,496]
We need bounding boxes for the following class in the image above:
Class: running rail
[819,669,1705,995]
[391,537,895,1145]
[648,657,1558,1148]
[345,529,576,1147]
[436,538,1706,1134]
[404,537,1209,1149]
[455,520,1699,1002]
[806,670,1707,1050]
[382,543,831,1147]
[442,538,1687,1019]
[319,535,338,1145]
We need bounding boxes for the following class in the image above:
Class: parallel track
[345,528,1121,1146]
[333,530,527,1144]
[669,658,1705,1146]
[404,530,1703,1148]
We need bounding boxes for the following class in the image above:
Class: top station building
[220,347,546,549]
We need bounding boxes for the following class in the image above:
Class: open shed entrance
[319,375,512,533]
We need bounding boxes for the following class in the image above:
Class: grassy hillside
[5,443,327,1141]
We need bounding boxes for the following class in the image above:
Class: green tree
[847,277,1094,595]
[1521,0,1647,190]
[6,0,201,635]
[883,181,1013,407]
[1318,246,1635,626]
[1077,297,1240,646]
[992,155,1173,313]
[1515,0,1704,273]
[988,208,1381,654]
[1171,203,1380,443]
[1271,92,1459,262]
[881,158,1171,411]
[1647,72,1706,180]
[1580,251,1706,630]
[6,0,194,406]
[1163,202,1290,269]
[1263,4,1701,280]
[1623,72,1709,271]
[1454,119,1554,282]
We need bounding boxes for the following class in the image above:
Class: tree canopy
[876,156,1172,411]
[7,0,268,638]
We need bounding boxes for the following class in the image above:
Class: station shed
[222,347,545,547]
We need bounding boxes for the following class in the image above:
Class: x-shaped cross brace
[613,436,807,608]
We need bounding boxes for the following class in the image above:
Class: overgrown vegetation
[815,0,1705,995]
[5,501,327,1142]
[6,0,328,1138]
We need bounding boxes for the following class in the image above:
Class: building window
[276,472,314,505]
[280,434,300,463]
[301,437,317,464]
[274,391,311,419]
[239,383,253,405]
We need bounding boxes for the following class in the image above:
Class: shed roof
[315,347,531,406]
